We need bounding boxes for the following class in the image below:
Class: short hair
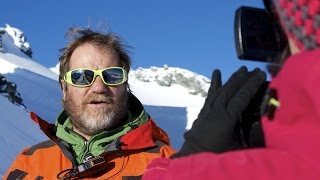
[58,27,132,87]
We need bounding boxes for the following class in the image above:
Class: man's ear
[61,80,67,100]
[126,83,131,93]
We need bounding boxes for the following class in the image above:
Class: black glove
[172,66,266,158]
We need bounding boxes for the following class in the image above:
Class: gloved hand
[172,66,266,158]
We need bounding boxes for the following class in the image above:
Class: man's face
[62,43,128,136]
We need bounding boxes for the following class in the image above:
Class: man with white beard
[4,27,175,179]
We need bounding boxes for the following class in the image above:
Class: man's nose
[89,76,109,93]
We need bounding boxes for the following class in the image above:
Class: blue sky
[1,0,266,80]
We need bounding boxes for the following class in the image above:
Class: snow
[0,57,16,73]
[129,78,205,129]
[0,24,207,177]
[0,96,47,174]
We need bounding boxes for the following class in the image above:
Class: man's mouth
[92,100,105,103]
[84,95,114,106]
[89,100,107,105]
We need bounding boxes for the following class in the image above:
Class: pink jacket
[143,49,320,180]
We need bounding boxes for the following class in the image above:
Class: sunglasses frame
[63,67,128,87]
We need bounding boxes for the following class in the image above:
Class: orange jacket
[4,111,175,180]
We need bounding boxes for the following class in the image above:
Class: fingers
[199,69,222,118]
[227,69,267,117]
[225,66,248,85]
[214,66,251,106]
[199,66,265,120]
[205,69,222,102]
[208,69,222,95]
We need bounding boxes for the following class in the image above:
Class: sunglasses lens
[71,69,94,85]
[102,68,124,84]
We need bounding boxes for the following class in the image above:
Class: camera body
[233,5,287,147]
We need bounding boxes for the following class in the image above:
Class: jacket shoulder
[4,140,73,179]
[4,140,60,179]
[145,140,175,157]
[22,140,56,155]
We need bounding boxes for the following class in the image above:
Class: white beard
[78,107,116,134]
[63,85,129,136]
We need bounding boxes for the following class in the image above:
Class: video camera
[233,3,288,147]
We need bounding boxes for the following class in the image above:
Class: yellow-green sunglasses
[63,67,127,87]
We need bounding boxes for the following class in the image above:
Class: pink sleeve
[143,151,319,180]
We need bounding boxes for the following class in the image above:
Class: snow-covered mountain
[0,24,209,176]
[0,24,32,59]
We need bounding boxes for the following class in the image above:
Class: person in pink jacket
[143,0,320,179]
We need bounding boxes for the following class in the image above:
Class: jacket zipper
[80,141,90,162]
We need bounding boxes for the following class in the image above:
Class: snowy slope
[0,95,47,174]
